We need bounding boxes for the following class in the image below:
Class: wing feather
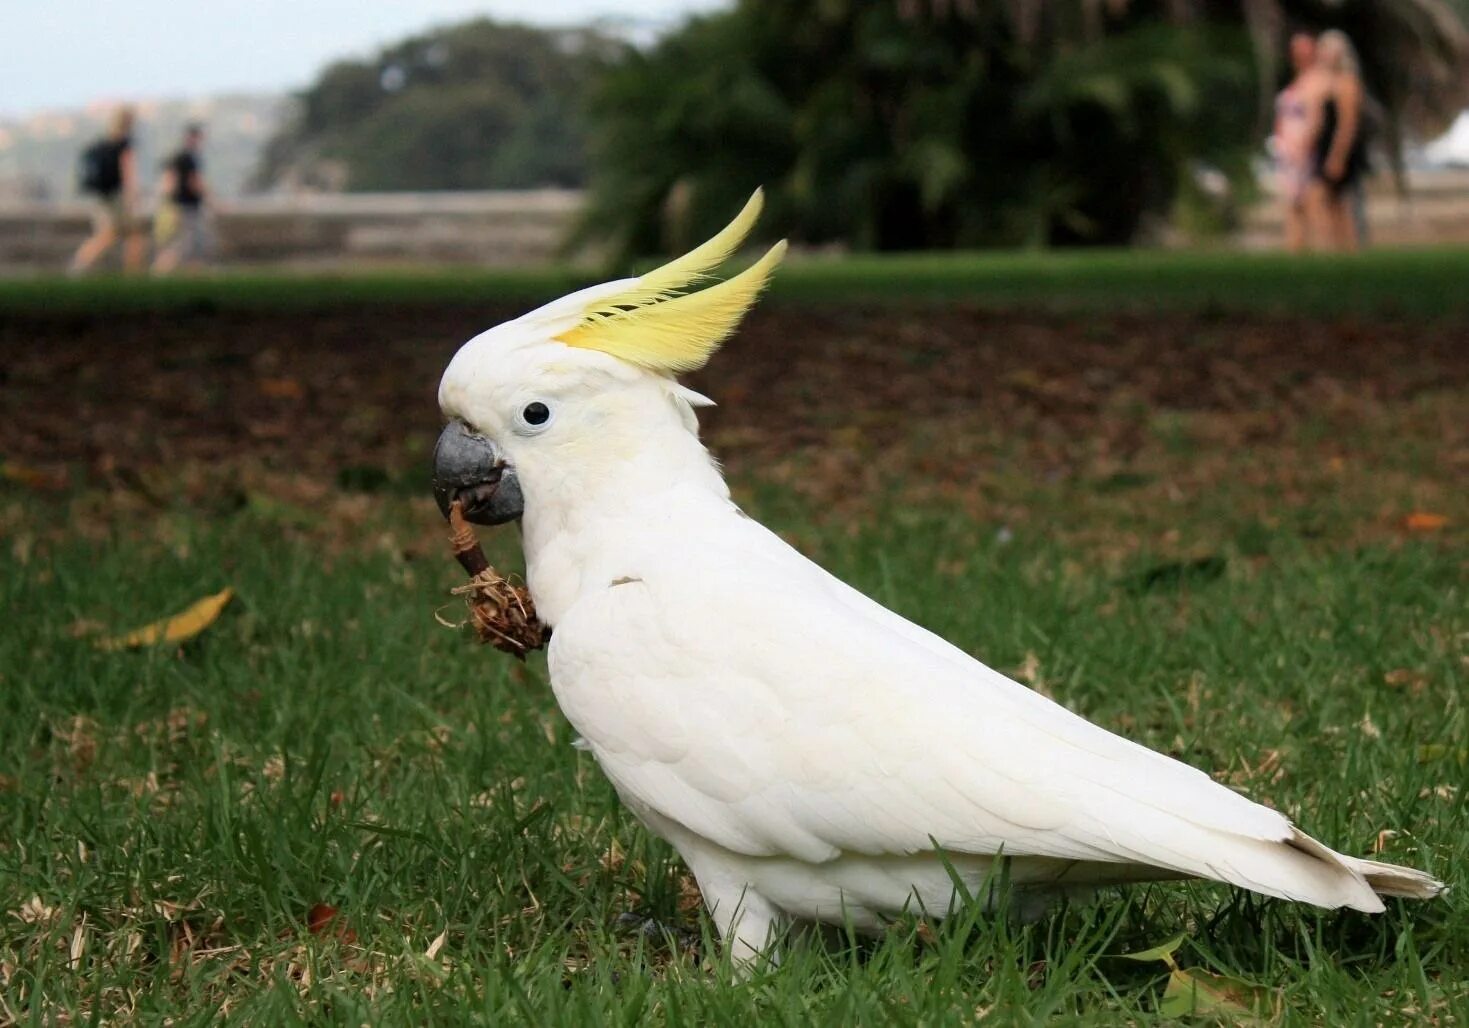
[547,512,1385,910]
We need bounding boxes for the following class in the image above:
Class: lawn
[2,245,1469,317]
[1,256,1466,1022]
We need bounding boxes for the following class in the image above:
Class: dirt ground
[3,302,1465,555]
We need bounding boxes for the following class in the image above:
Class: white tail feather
[1345,855,1448,900]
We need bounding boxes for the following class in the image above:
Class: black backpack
[79,139,122,195]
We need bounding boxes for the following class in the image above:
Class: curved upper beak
[432,420,524,525]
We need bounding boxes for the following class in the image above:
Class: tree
[578,0,1469,257]
[255,19,620,191]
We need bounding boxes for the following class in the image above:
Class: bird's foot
[613,911,700,952]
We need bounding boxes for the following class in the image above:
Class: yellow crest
[557,189,787,373]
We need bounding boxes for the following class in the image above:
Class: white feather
[545,494,1390,914]
[437,295,1444,962]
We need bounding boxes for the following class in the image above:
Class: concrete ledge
[0,189,587,271]
[2,171,1466,272]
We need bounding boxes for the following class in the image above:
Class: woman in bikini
[1272,32,1322,252]
[1304,30,1369,252]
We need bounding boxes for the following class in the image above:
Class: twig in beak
[444,499,549,659]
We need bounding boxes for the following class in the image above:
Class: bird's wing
[548,516,1383,910]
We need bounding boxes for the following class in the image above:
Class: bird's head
[433,191,785,526]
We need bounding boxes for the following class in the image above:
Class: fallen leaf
[68,913,88,969]
[1416,744,1469,766]
[305,903,356,944]
[13,896,58,926]
[1402,512,1448,532]
[258,377,305,400]
[1010,652,1042,686]
[1383,669,1428,694]
[1116,933,1186,964]
[1009,651,1054,698]
[0,461,68,491]
[1113,931,1276,1020]
[1161,967,1273,1019]
[306,903,338,934]
[54,715,98,770]
[96,588,234,651]
[425,930,447,961]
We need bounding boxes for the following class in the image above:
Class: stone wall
[0,189,586,271]
[3,172,1468,273]
[1237,167,1469,249]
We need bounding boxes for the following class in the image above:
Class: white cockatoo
[432,191,1444,963]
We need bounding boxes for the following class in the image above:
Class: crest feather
[557,190,784,373]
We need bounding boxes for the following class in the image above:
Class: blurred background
[1,0,1466,624]
[2,0,1467,267]
[3,5,1468,1018]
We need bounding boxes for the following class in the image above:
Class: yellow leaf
[1383,668,1428,693]
[96,588,234,651]
[1,461,67,491]
[1416,744,1469,766]
[1116,933,1185,966]
[258,376,305,400]
[1402,512,1448,532]
[1160,967,1273,1019]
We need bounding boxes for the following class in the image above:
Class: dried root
[444,500,549,659]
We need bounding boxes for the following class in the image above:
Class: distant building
[1423,111,1469,168]
[0,173,51,203]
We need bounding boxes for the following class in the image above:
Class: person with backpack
[152,123,212,274]
[69,106,146,274]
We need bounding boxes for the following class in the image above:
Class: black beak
[432,420,524,525]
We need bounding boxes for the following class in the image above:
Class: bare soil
[3,302,1465,556]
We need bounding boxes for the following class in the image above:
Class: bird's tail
[1156,824,1445,913]
[1280,828,1451,904]
[1342,854,1447,900]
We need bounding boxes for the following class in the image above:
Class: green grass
[4,245,1469,317]
[1,491,1464,1023]
[2,255,1464,1019]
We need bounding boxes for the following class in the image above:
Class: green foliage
[255,20,619,191]
[580,0,1469,258]
[580,1,1257,256]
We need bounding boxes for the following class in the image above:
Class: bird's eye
[520,401,551,428]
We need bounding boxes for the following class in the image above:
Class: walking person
[1271,32,1323,252]
[69,106,146,274]
[152,123,212,275]
[1304,30,1369,252]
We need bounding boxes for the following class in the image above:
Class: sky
[0,0,728,118]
